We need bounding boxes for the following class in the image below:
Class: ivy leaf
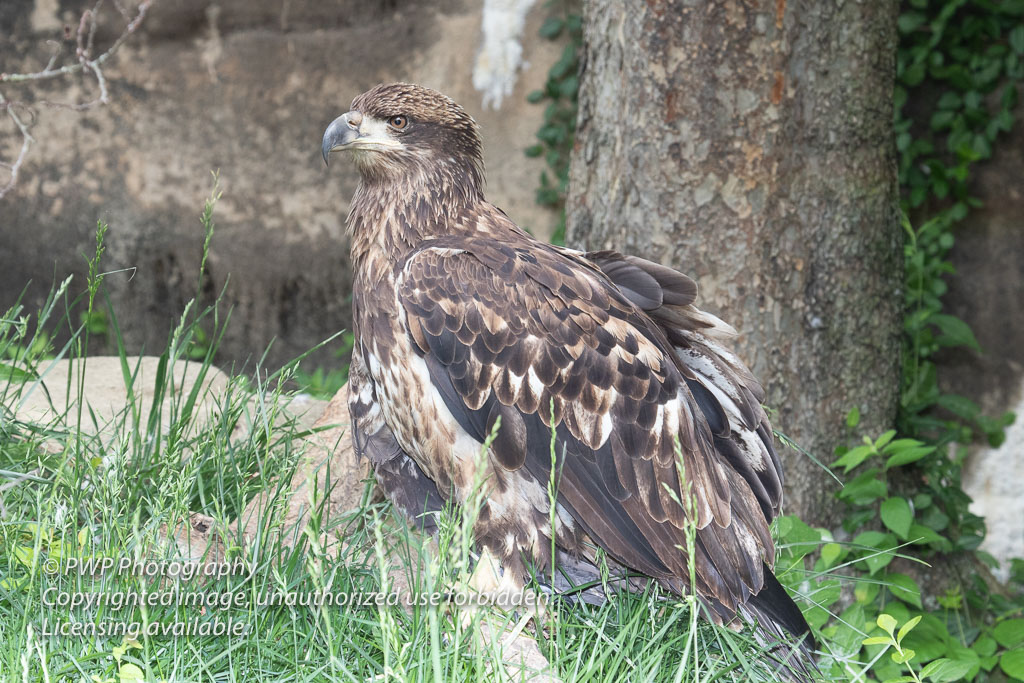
[812,579,842,609]
[972,634,997,658]
[559,76,578,98]
[903,613,954,662]
[1003,84,1019,110]
[854,531,897,574]
[885,445,935,469]
[993,619,1024,648]
[1010,25,1024,55]
[936,92,962,109]
[877,614,898,638]
[930,314,981,351]
[897,130,913,152]
[846,405,861,428]
[863,636,892,646]
[881,497,913,539]
[903,62,927,86]
[907,523,952,551]
[820,542,843,569]
[882,438,928,454]
[776,515,821,559]
[931,110,956,130]
[898,615,922,644]
[856,579,881,605]
[838,471,887,505]
[886,572,923,609]
[920,658,974,682]
[833,445,875,473]
[539,17,564,39]
[1000,649,1024,680]
[920,505,950,532]
[550,44,577,79]
[874,430,897,450]
[898,12,928,33]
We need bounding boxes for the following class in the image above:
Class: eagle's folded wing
[577,249,785,522]
[397,236,776,616]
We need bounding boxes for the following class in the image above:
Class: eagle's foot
[457,547,547,630]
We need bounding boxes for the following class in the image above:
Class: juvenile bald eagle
[322,83,813,660]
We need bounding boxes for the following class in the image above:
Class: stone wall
[1,0,560,369]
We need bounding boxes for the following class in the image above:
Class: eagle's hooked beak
[321,110,363,166]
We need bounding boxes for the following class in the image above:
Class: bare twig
[0,0,152,199]
[86,1,104,59]
[0,92,35,200]
[1,1,151,87]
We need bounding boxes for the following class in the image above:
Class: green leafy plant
[525,3,582,245]
[899,213,1014,451]
[896,0,1023,213]
[776,493,1024,682]
[802,3,1024,678]
[862,613,977,682]
[896,0,1020,447]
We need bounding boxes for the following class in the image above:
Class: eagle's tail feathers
[738,563,819,681]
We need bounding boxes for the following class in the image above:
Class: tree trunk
[567,0,902,526]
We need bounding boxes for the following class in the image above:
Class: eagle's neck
[347,160,484,279]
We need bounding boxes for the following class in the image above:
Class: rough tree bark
[567,0,902,526]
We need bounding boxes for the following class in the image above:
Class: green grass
[0,208,838,682]
[0,286,802,682]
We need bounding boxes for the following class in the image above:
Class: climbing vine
[896,0,1022,446]
[524,3,582,245]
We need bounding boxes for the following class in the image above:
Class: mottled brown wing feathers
[577,248,784,520]
[397,235,777,613]
[587,251,699,309]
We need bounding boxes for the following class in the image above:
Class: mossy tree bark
[567,0,903,526]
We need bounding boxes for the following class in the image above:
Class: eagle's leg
[372,452,446,532]
[461,545,548,630]
[370,443,550,625]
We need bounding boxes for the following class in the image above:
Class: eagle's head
[322,83,484,189]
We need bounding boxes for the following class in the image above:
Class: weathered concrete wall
[943,97,1024,576]
[963,391,1024,581]
[940,105,1024,416]
[0,0,560,369]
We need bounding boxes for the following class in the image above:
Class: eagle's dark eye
[388,115,409,130]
